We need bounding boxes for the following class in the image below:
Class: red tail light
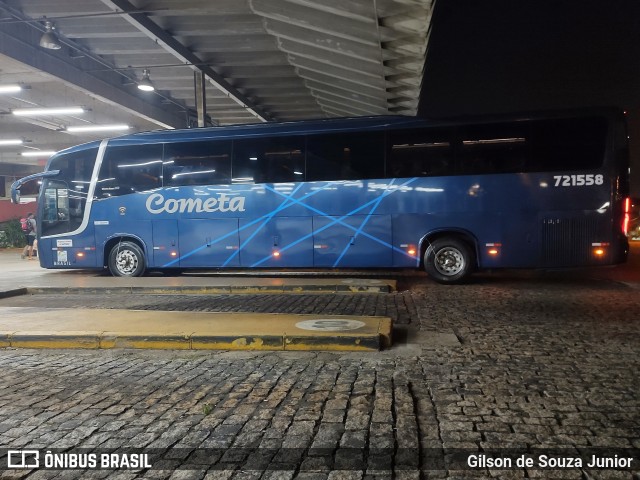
[622,197,631,235]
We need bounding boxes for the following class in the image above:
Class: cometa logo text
[146,193,246,214]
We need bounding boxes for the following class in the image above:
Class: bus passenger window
[96,144,163,198]
[457,123,529,175]
[530,117,606,171]
[388,129,454,178]
[164,140,231,186]
[230,142,257,184]
[306,132,384,181]
[233,137,305,184]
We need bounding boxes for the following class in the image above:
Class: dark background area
[418,0,640,194]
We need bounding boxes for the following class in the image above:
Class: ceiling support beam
[194,71,209,127]
[98,0,272,122]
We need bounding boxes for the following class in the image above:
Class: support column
[194,71,207,127]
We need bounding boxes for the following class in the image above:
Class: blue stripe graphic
[162,182,336,267]
[221,183,305,266]
[164,178,418,268]
[251,178,418,267]
[332,179,396,267]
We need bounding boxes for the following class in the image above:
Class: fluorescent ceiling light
[65,124,130,133]
[13,106,85,116]
[0,139,23,146]
[0,85,22,94]
[21,150,56,157]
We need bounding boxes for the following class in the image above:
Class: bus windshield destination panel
[12,110,630,284]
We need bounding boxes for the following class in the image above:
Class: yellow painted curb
[284,336,378,351]
[136,287,232,295]
[0,332,12,348]
[191,335,284,350]
[378,318,393,348]
[101,333,191,350]
[10,331,101,349]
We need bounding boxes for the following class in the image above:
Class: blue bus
[11,109,630,283]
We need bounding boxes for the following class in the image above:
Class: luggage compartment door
[178,219,240,267]
[313,214,392,267]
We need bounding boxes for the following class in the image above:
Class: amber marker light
[592,242,608,257]
[273,251,281,258]
[485,242,501,256]
[76,252,85,258]
[400,244,417,256]
[170,251,178,257]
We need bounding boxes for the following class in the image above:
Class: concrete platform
[0,249,396,295]
[0,307,392,351]
[20,277,393,295]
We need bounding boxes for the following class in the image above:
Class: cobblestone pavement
[0,271,639,479]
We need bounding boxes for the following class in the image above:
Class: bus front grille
[540,215,605,267]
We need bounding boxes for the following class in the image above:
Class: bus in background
[11,109,629,284]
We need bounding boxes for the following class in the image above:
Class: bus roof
[108,115,426,147]
[49,115,420,158]
[51,107,623,157]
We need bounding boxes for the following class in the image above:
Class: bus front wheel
[424,238,473,284]
[108,241,146,277]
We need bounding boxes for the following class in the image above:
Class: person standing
[21,213,37,260]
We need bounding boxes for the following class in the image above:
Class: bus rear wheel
[108,241,146,277]
[424,238,473,284]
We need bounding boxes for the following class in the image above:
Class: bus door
[238,217,313,267]
[178,219,240,267]
[313,214,392,267]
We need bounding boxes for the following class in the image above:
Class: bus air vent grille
[540,216,604,267]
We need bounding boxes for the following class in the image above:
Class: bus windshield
[41,147,97,236]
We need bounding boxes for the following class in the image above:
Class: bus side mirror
[12,189,20,204]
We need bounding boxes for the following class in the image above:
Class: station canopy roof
[0,0,433,176]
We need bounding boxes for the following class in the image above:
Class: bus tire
[424,237,473,284]
[108,241,146,277]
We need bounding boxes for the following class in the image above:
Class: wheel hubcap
[116,249,138,275]
[434,247,464,276]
